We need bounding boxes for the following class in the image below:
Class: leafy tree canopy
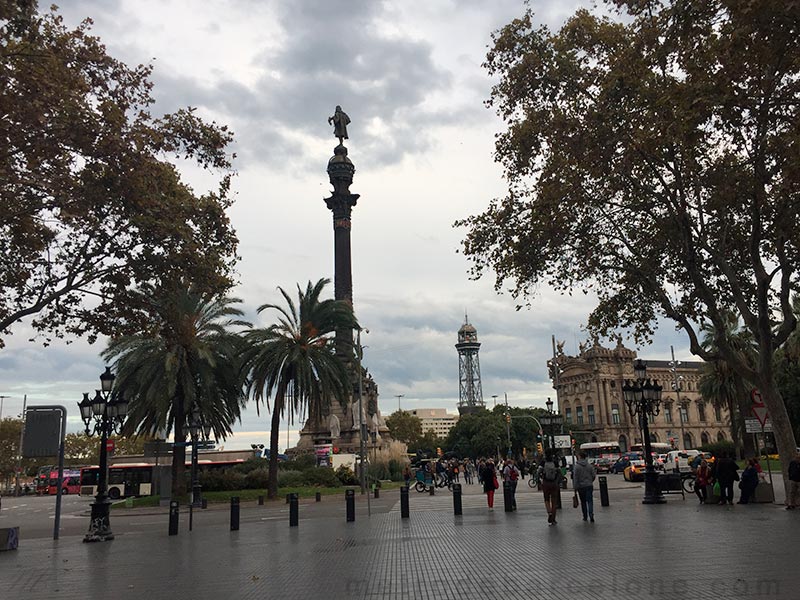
[385,410,423,445]
[0,0,238,348]
[457,0,799,477]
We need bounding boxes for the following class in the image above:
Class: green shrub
[335,465,359,485]
[279,454,316,471]
[244,468,269,489]
[303,467,340,487]
[199,470,246,491]
[277,470,306,487]
[699,440,736,457]
[232,458,268,475]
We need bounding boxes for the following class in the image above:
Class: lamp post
[356,329,368,495]
[395,394,405,412]
[546,397,554,413]
[668,345,687,450]
[78,366,127,542]
[622,359,665,505]
[188,407,212,508]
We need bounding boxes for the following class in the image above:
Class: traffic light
[505,413,511,423]
[437,447,443,457]
[536,442,543,454]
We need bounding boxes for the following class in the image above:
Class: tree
[385,410,423,446]
[64,432,151,464]
[0,417,22,486]
[697,314,757,457]
[0,1,238,348]
[457,0,800,494]
[102,288,248,497]
[240,279,358,499]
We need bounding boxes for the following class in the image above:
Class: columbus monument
[296,107,390,453]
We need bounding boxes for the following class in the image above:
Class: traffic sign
[745,417,772,433]
[106,438,115,455]
[751,404,770,426]
[553,435,571,449]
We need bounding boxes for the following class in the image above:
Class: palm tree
[102,288,248,497]
[240,278,358,499]
[697,312,757,457]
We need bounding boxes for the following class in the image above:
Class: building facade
[548,338,731,451]
[410,408,459,439]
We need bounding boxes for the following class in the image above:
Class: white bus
[579,442,622,460]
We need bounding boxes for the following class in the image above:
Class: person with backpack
[502,458,521,510]
[572,452,596,522]
[538,450,563,524]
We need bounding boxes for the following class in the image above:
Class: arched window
[591,435,598,443]
[717,431,726,442]
[650,432,659,442]
[701,431,710,446]
[618,434,628,453]
[683,432,694,450]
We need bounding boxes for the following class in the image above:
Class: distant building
[410,408,459,438]
[548,338,730,451]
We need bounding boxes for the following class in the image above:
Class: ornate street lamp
[623,359,665,504]
[78,367,127,542]
[546,397,554,413]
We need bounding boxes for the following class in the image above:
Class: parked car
[593,457,613,474]
[664,449,700,473]
[611,452,643,474]
[623,459,647,482]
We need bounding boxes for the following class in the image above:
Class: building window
[698,402,706,422]
[611,404,620,424]
[576,406,584,425]
[665,405,673,423]
[565,408,572,424]
[714,405,722,422]
[680,405,689,424]
[588,405,595,425]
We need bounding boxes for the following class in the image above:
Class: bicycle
[680,472,696,494]
[528,471,540,488]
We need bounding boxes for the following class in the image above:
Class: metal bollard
[258,495,264,506]
[400,486,410,519]
[201,498,208,509]
[286,493,291,504]
[599,475,610,507]
[345,489,355,522]
[374,487,380,499]
[503,481,513,512]
[556,487,562,510]
[168,500,179,536]
[315,492,321,502]
[429,484,435,496]
[452,483,463,516]
[230,496,240,531]
[289,493,299,527]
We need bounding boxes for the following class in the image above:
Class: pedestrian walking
[695,459,711,504]
[712,452,739,505]
[572,452,596,522]
[502,459,521,510]
[482,459,498,510]
[402,464,412,488]
[538,451,563,525]
[786,452,800,510]
[737,459,759,504]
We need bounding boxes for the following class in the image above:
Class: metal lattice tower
[456,315,484,415]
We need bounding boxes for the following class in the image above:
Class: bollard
[286,493,291,504]
[201,498,208,509]
[503,481,513,513]
[400,486,410,519]
[230,496,240,531]
[258,495,264,506]
[315,492,321,502]
[374,487,380,499]
[345,489,355,522]
[556,487,562,510]
[452,483,463,516]
[289,493,299,527]
[429,484,435,496]
[168,500,179,536]
[599,475,610,507]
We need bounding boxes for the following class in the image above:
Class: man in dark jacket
[712,453,739,505]
[787,452,800,510]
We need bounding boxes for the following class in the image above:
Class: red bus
[80,459,246,499]
[47,469,82,495]
[35,465,55,495]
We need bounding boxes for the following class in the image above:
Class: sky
[0,0,696,450]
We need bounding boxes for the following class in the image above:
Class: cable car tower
[456,314,484,415]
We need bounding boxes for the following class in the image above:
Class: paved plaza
[1,478,798,600]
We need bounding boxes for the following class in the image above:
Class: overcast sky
[0,0,695,450]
